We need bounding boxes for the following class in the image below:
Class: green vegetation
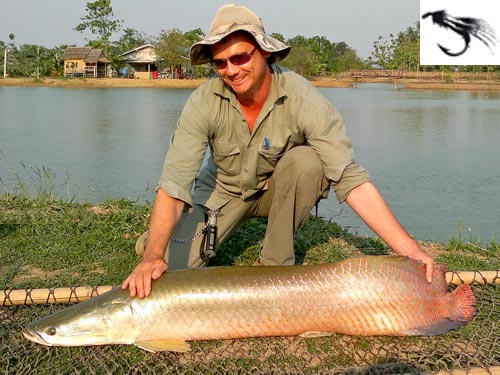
[1,186,498,291]
[3,0,499,80]
[371,23,500,75]
[1,176,499,374]
[372,24,420,71]
[74,0,123,56]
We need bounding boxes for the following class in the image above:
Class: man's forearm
[344,182,421,257]
[143,188,185,259]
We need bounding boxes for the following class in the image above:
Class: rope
[1,270,499,306]
[1,285,116,306]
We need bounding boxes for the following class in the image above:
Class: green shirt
[158,65,370,209]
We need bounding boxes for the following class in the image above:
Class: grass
[0,194,150,289]
[1,162,498,289]
[0,165,393,290]
[1,191,499,291]
[1,191,499,374]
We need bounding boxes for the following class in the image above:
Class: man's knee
[135,231,149,257]
[275,146,324,182]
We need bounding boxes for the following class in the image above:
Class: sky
[0,0,420,59]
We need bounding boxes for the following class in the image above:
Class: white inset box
[420,0,499,65]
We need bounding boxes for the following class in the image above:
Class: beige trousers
[139,146,329,270]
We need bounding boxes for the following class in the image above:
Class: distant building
[61,47,111,78]
[119,43,192,79]
[119,44,160,79]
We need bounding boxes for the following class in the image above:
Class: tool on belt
[170,209,219,262]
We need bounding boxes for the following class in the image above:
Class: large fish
[22,255,476,352]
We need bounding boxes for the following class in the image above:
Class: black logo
[422,10,496,56]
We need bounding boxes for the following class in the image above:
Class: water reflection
[319,84,500,241]
[1,84,498,242]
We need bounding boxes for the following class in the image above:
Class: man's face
[211,33,271,99]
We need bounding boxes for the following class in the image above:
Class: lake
[1,83,499,243]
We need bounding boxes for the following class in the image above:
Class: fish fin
[299,331,333,338]
[135,339,191,353]
[449,284,477,321]
[406,319,466,336]
[407,284,477,336]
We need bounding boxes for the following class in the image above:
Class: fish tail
[449,284,477,321]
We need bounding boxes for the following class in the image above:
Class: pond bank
[402,79,500,91]
[3,76,500,90]
[0,77,352,89]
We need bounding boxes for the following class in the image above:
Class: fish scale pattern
[164,264,336,340]
[130,256,472,342]
[329,257,448,335]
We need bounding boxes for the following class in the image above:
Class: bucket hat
[189,4,291,65]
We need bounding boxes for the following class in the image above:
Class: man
[122,4,434,298]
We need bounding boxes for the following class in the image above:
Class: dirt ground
[400,79,500,91]
[1,76,500,90]
[0,76,352,89]
[0,77,206,89]
[2,76,500,90]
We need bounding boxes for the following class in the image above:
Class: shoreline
[0,77,207,89]
[2,76,500,90]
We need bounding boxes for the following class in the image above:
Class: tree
[329,41,367,72]
[371,35,392,69]
[308,36,332,66]
[155,28,190,78]
[390,24,420,71]
[74,0,123,55]
[370,23,420,71]
[183,28,204,48]
[279,43,321,77]
[281,37,321,78]
[1,41,5,78]
[183,29,205,77]
[47,45,66,76]
[3,34,18,77]
[270,33,286,43]
[109,28,149,73]
[113,28,148,54]
[280,35,365,76]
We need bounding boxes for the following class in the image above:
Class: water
[1,84,499,242]
[1,87,192,202]
[318,84,500,242]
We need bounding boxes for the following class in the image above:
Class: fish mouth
[22,328,51,346]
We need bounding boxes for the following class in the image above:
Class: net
[1,272,498,375]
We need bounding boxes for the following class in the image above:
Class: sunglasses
[211,47,257,70]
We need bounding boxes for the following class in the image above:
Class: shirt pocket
[257,146,287,175]
[213,142,241,176]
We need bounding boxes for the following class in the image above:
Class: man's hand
[121,256,168,298]
[408,247,435,283]
[121,188,184,298]
[345,182,435,282]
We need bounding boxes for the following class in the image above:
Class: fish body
[23,255,476,352]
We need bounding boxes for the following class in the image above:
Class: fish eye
[46,327,57,336]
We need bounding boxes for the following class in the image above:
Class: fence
[348,70,500,81]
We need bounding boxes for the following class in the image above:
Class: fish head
[23,291,141,347]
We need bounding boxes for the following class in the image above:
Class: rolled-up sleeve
[331,161,370,202]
